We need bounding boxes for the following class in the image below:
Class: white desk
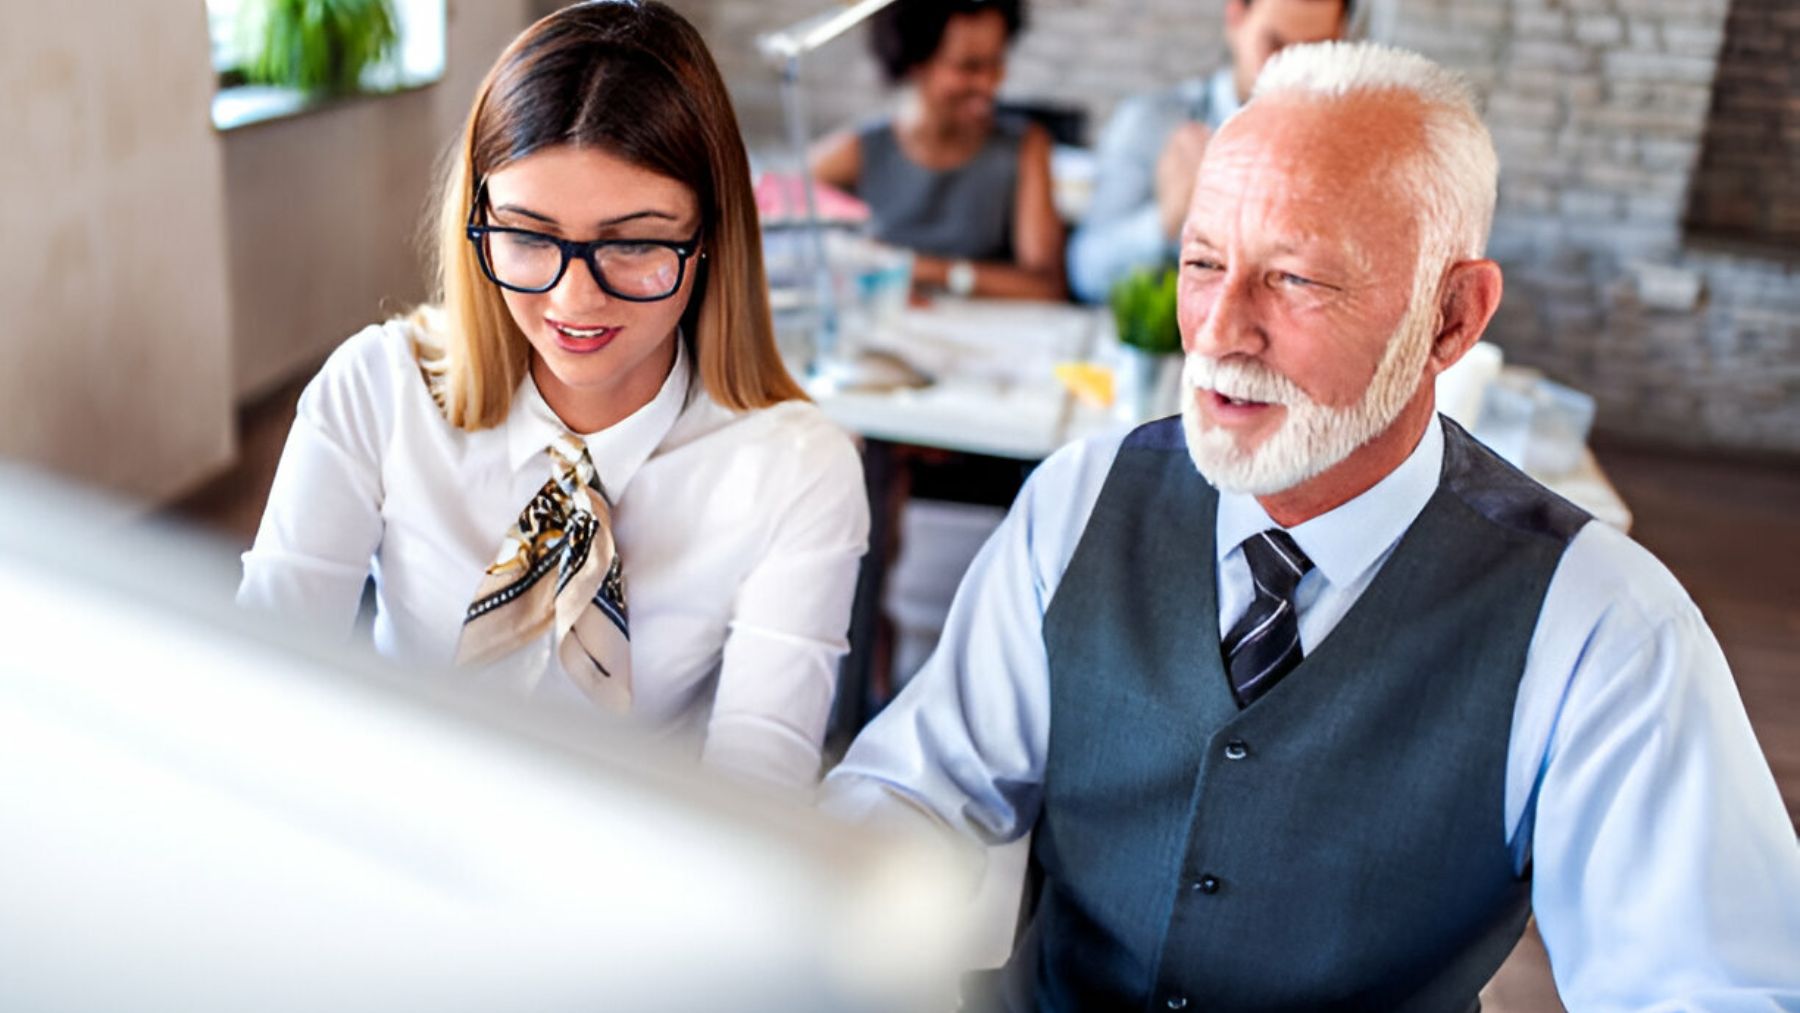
[814,298,1101,460]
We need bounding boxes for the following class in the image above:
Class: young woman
[810,0,1066,301]
[239,1,869,789]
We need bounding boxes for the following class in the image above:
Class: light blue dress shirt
[825,418,1800,1008]
[1067,69,1241,304]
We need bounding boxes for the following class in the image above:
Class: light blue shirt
[1067,69,1241,304]
[825,418,1800,1008]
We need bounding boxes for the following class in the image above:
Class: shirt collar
[1215,417,1444,588]
[506,337,692,501]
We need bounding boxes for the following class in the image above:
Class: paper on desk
[817,301,1106,459]
[1053,362,1115,408]
[861,300,1101,386]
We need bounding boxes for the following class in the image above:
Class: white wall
[223,0,536,401]
[0,0,538,504]
[0,1,237,504]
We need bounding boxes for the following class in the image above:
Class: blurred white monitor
[0,468,961,1013]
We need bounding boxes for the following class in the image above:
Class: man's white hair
[1252,41,1498,266]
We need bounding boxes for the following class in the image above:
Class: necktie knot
[1241,529,1313,602]
[548,433,598,498]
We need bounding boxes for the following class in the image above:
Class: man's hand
[1155,121,1213,241]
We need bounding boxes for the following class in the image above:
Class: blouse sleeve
[236,325,397,637]
[702,415,870,789]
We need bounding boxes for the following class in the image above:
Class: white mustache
[1181,353,1308,406]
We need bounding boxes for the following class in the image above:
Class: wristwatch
[946,258,976,297]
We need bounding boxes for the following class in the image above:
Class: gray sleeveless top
[855,113,1026,261]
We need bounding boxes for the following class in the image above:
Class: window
[206,0,446,131]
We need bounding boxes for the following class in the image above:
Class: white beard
[1179,292,1440,496]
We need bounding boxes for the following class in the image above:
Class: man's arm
[1066,93,1186,304]
[1521,522,1800,1007]
[820,435,1123,843]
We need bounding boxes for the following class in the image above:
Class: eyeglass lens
[485,233,683,298]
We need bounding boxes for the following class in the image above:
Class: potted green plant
[1108,266,1184,421]
[242,0,401,96]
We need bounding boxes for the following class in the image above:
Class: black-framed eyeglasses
[465,181,702,301]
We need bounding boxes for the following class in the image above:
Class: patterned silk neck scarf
[455,432,632,712]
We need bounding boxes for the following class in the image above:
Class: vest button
[1192,874,1221,895]
[1166,997,1189,1010]
[1224,739,1249,760]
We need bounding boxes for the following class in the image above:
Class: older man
[1066,0,1349,303]
[824,42,1800,1011]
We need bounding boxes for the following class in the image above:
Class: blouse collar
[506,337,692,502]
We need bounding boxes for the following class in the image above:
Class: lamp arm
[756,0,901,63]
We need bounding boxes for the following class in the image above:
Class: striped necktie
[1221,529,1314,708]
[455,432,632,712]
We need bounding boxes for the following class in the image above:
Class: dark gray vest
[1022,416,1589,1012]
[855,114,1023,262]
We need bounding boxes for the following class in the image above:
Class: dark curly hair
[868,0,1025,85]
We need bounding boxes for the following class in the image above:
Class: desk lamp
[757,0,901,388]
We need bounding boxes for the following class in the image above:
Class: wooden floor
[171,375,308,546]
[171,389,1800,1011]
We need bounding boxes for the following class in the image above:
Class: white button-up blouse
[240,320,869,788]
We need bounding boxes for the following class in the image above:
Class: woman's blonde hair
[417,0,804,430]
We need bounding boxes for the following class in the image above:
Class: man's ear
[1427,259,1503,376]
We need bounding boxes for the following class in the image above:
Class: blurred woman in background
[811,0,1065,301]
[238,0,867,789]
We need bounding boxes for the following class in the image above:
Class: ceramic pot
[1115,345,1183,423]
